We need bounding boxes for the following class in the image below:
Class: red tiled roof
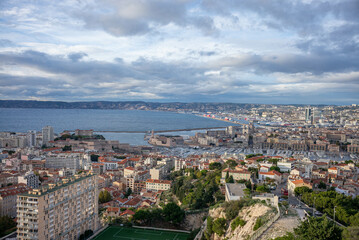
[120,209,135,216]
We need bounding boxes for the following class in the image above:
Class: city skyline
[1,0,359,104]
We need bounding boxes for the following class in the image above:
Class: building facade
[17,173,99,240]
[42,126,54,146]
[145,179,171,191]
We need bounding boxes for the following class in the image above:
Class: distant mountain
[0,100,261,112]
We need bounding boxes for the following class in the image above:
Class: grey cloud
[0,39,15,47]
[0,50,358,103]
[199,51,217,56]
[75,0,216,36]
[68,52,88,62]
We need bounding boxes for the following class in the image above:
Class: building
[145,179,171,191]
[287,179,312,196]
[0,184,30,217]
[258,170,282,184]
[277,162,292,172]
[18,171,40,189]
[17,173,99,240]
[222,168,251,181]
[150,166,165,180]
[42,126,54,146]
[27,130,37,147]
[305,107,312,122]
[45,154,81,170]
[74,129,94,137]
[253,193,279,206]
[225,183,246,201]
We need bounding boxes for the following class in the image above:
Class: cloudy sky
[0,0,358,104]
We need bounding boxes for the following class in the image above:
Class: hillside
[204,200,277,240]
[0,100,265,112]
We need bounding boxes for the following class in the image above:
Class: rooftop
[19,173,96,197]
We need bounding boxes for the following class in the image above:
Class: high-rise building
[27,130,37,147]
[305,107,312,122]
[17,173,99,240]
[42,126,54,146]
[18,171,40,189]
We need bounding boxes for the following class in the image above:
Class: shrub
[253,218,263,231]
[231,216,246,231]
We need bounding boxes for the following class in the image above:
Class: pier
[66,127,227,134]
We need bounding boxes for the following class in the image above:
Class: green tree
[205,216,214,239]
[209,162,222,170]
[0,216,16,237]
[99,190,112,203]
[318,181,327,189]
[342,226,359,240]
[269,166,281,172]
[226,175,234,183]
[62,145,72,151]
[294,186,312,196]
[226,159,237,169]
[163,202,185,225]
[256,185,269,193]
[90,154,99,162]
[294,215,342,240]
[133,209,151,224]
[212,218,227,236]
[124,188,132,198]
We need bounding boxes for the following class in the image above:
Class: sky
[0,0,358,105]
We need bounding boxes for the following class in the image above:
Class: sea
[0,108,234,145]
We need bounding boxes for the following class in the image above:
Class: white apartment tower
[42,126,54,146]
[27,130,37,147]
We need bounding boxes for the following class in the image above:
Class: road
[270,181,344,227]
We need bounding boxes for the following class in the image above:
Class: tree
[99,190,112,203]
[90,154,99,162]
[294,186,312,197]
[342,226,359,240]
[0,216,16,237]
[226,175,234,183]
[318,181,327,189]
[124,188,132,198]
[256,185,269,193]
[133,209,151,224]
[163,202,185,225]
[226,159,237,169]
[62,145,72,151]
[212,218,227,236]
[209,162,222,170]
[294,215,342,240]
[270,166,281,172]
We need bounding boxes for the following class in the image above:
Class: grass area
[93,226,189,240]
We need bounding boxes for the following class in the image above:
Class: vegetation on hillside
[295,187,359,227]
[271,215,342,240]
[171,167,223,209]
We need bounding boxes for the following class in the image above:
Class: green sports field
[92,226,190,240]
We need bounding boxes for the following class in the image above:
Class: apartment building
[42,126,54,146]
[221,168,251,181]
[287,179,312,196]
[18,171,40,189]
[145,179,171,191]
[0,184,30,217]
[17,173,99,240]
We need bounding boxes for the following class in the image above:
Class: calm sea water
[0,108,233,145]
